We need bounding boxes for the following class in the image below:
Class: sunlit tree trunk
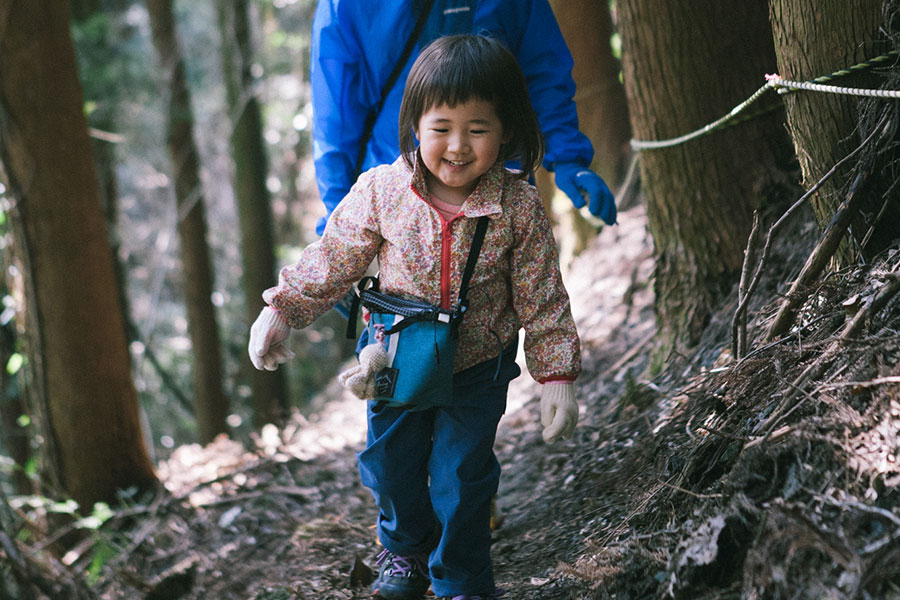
[769,0,897,263]
[217,0,288,429]
[618,0,794,363]
[146,0,229,444]
[542,0,632,264]
[0,0,158,508]
[69,0,124,255]
[550,0,631,187]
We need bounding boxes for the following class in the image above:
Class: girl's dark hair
[398,34,544,176]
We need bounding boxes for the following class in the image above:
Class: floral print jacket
[263,155,581,383]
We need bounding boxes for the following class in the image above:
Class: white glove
[540,383,579,442]
[248,307,294,371]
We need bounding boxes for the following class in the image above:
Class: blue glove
[553,162,617,225]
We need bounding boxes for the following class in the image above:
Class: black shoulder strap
[457,216,489,309]
[345,216,489,339]
[346,276,378,340]
[354,0,437,177]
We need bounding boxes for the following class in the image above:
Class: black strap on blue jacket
[346,215,490,340]
[354,0,437,177]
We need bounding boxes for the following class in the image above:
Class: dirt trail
[95,198,900,599]
[91,204,653,600]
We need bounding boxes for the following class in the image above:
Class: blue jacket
[310,0,593,234]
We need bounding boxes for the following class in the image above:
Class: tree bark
[542,0,632,264]
[549,0,631,187]
[217,0,288,429]
[0,0,157,508]
[618,0,794,360]
[768,0,895,263]
[146,0,229,444]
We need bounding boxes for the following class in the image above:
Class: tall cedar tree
[538,0,632,263]
[217,0,288,429]
[146,0,230,443]
[70,0,135,362]
[0,0,157,508]
[618,0,795,360]
[769,0,899,264]
[550,0,631,187]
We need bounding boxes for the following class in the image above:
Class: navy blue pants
[357,341,520,597]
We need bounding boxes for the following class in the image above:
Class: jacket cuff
[537,375,578,384]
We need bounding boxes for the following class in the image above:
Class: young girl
[249,34,582,600]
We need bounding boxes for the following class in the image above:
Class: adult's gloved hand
[553,162,617,225]
[540,382,579,443]
[248,306,294,371]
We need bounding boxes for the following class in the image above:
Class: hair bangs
[399,35,544,175]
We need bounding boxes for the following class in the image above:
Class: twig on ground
[766,110,891,341]
[754,359,849,441]
[767,171,869,340]
[818,375,900,389]
[695,424,751,442]
[837,272,900,340]
[731,126,875,358]
[657,479,725,499]
[733,211,761,358]
[193,485,312,508]
[819,493,900,529]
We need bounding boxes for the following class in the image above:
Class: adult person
[309,0,617,238]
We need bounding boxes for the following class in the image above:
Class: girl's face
[416,99,508,205]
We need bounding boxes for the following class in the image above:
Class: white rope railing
[766,75,900,99]
[630,51,900,152]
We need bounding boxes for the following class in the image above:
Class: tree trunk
[146,0,229,444]
[542,0,632,264]
[618,0,794,362]
[768,0,896,263]
[217,0,288,429]
[549,0,631,186]
[0,0,157,509]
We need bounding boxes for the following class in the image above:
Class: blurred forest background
[2,0,339,460]
[0,0,640,512]
[1,0,899,597]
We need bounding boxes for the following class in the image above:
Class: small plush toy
[338,342,388,399]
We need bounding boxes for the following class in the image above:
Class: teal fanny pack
[345,216,489,410]
[362,282,461,409]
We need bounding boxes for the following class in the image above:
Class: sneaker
[371,548,431,599]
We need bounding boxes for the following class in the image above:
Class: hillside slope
[85,200,900,600]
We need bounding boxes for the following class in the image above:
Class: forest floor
[37,199,900,599]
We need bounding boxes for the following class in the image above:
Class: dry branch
[767,171,869,340]
[730,123,875,358]
[819,375,900,389]
[837,272,900,340]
